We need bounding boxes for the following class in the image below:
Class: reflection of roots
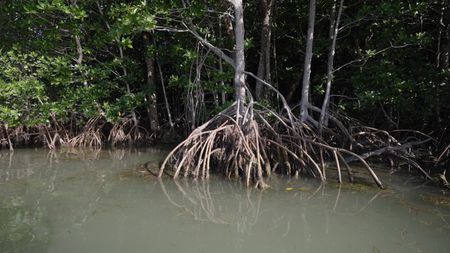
[158,179,262,227]
[159,102,393,188]
[159,179,228,224]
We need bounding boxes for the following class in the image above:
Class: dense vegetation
[0,0,449,186]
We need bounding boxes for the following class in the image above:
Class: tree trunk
[219,56,227,104]
[319,0,344,132]
[231,0,247,124]
[255,0,273,100]
[441,1,449,69]
[71,0,86,87]
[71,0,81,64]
[184,0,246,118]
[74,35,83,66]
[437,0,449,69]
[117,45,139,128]
[435,0,449,126]
[142,31,160,133]
[155,50,174,127]
[299,0,316,122]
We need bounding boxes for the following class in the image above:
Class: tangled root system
[158,99,431,189]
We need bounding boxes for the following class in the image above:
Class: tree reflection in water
[157,175,384,245]
[2,149,444,253]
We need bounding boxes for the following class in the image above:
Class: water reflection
[155,177,402,251]
[0,147,165,182]
[159,178,263,228]
[0,149,448,253]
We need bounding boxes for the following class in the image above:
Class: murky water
[0,148,449,253]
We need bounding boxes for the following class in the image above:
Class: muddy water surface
[0,148,449,253]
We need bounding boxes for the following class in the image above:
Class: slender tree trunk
[218,23,227,105]
[319,0,344,132]
[70,0,86,87]
[272,28,279,88]
[74,34,88,88]
[153,41,174,127]
[71,0,82,65]
[435,0,449,126]
[441,2,449,69]
[255,0,273,100]
[74,35,83,66]
[219,56,226,104]
[142,31,160,133]
[184,0,246,116]
[300,0,316,122]
[230,0,246,124]
[436,0,449,71]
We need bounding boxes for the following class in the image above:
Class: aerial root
[159,103,267,188]
[108,114,150,146]
[157,101,439,188]
[68,116,105,148]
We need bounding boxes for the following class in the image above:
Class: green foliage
[109,2,156,38]
[0,0,448,143]
[0,50,60,126]
[335,0,450,128]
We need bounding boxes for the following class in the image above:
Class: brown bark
[255,0,274,100]
[142,31,160,133]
